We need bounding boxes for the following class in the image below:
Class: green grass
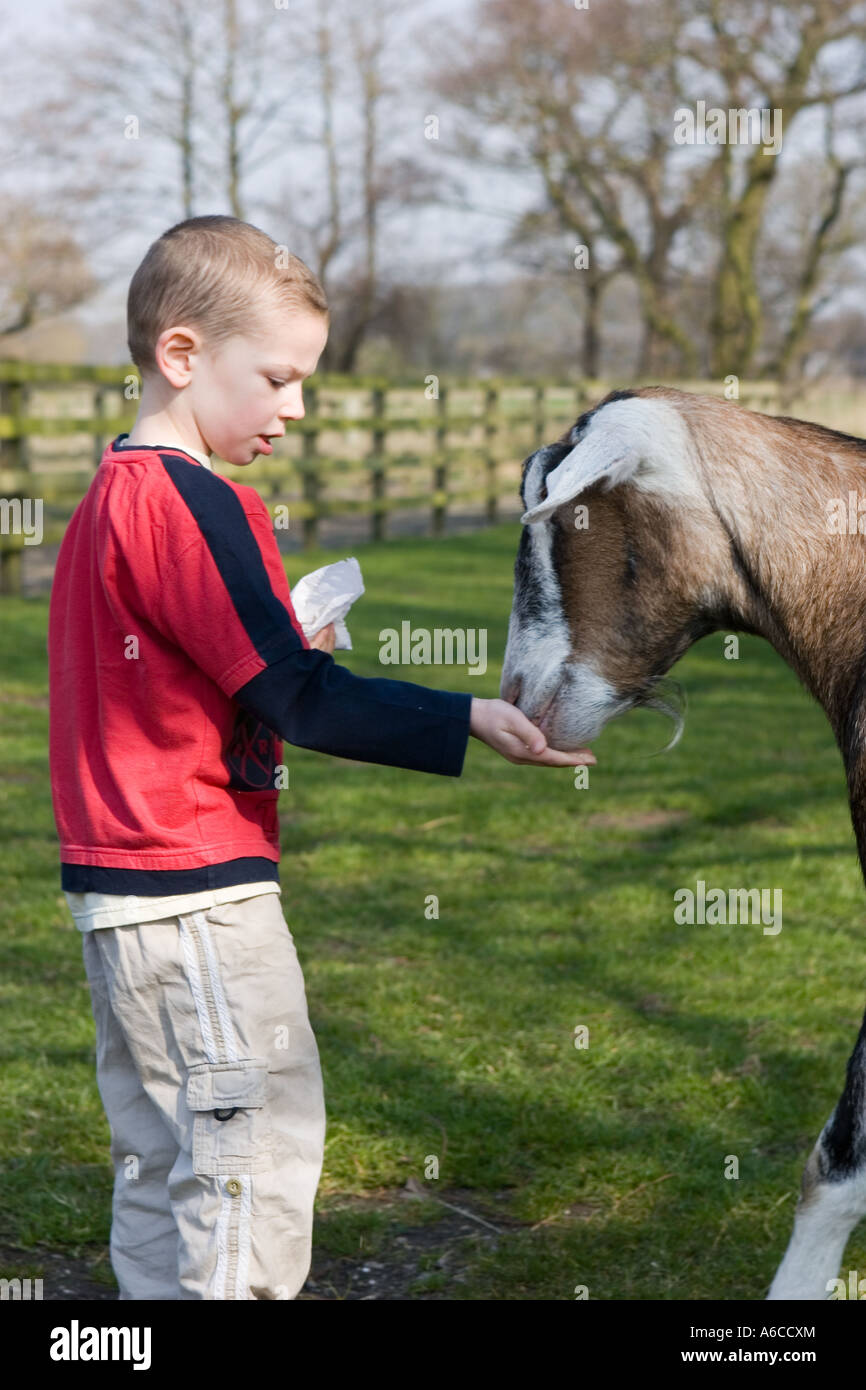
[2,520,866,1300]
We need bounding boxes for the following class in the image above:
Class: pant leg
[81,931,182,1300]
[90,894,327,1300]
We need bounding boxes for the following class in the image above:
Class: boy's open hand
[469,696,596,767]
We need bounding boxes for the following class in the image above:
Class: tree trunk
[582,277,601,378]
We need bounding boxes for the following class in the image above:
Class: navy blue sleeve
[235,651,473,777]
[156,453,473,778]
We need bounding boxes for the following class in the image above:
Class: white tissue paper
[289,557,365,651]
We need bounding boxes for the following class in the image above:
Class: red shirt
[47,437,472,896]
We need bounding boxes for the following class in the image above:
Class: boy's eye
[268,378,286,389]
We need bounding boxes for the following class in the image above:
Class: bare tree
[763,117,865,386]
[201,0,305,219]
[328,5,399,372]
[501,204,623,378]
[267,0,449,373]
[0,203,97,339]
[429,0,723,376]
[427,0,866,382]
[55,0,208,220]
[687,0,866,377]
[17,0,306,234]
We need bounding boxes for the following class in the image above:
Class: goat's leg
[767,1011,866,1300]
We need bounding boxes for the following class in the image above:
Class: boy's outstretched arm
[309,622,595,770]
[130,464,595,779]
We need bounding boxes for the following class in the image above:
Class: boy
[46,214,596,1301]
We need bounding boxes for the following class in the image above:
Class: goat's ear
[520,433,642,525]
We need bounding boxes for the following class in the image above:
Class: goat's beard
[632,676,687,755]
[514,658,687,754]
[550,672,687,754]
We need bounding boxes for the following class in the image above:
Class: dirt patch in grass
[581,810,691,832]
[303,1181,527,1300]
[0,1243,116,1300]
[0,1183,580,1301]
[0,691,49,708]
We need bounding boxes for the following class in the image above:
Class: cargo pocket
[186,1058,274,1176]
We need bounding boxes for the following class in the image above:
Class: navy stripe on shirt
[158,452,473,778]
[61,856,280,894]
[159,452,303,665]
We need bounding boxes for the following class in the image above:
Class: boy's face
[170,304,329,466]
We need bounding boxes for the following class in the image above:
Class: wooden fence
[0,361,783,596]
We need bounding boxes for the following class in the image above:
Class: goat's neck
[709,442,866,869]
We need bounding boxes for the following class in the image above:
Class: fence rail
[0,363,783,595]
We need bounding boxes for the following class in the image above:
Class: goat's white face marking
[502,445,572,705]
[501,444,631,745]
[502,394,705,747]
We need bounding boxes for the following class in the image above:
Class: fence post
[93,384,108,466]
[432,383,448,537]
[0,545,23,597]
[533,382,546,452]
[0,375,25,473]
[369,385,386,542]
[0,372,27,595]
[484,383,498,523]
[92,380,126,465]
[301,386,320,550]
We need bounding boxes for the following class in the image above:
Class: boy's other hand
[309,621,337,654]
[469,697,597,768]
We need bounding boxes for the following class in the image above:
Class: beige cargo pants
[80,893,326,1300]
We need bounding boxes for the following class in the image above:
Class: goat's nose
[502,675,522,705]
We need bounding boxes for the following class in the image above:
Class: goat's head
[501,390,732,751]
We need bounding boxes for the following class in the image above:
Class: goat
[500,384,866,1301]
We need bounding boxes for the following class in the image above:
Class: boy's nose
[280,386,305,420]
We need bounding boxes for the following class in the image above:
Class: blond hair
[127,215,329,376]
